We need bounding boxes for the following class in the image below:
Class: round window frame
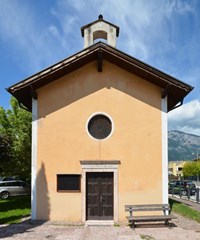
[86,112,114,141]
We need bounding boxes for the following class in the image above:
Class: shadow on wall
[36,163,50,220]
[0,163,50,238]
[38,62,161,119]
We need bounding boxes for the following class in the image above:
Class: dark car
[168,180,196,196]
[1,176,19,181]
[0,180,31,199]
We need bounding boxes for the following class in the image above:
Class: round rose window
[88,114,112,140]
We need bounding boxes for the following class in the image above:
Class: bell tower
[81,15,120,48]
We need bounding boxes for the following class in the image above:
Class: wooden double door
[86,172,113,220]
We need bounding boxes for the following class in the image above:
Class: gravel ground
[0,214,200,240]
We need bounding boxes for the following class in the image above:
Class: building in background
[168,161,186,180]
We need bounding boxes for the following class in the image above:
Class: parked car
[0,180,31,199]
[168,180,196,196]
[1,176,19,181]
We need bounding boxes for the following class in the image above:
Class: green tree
[0,97,32,180]
[0,134,12,175]
[197,161,200,175]
[183,161,200,177]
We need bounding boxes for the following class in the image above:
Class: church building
[7,16,193,224]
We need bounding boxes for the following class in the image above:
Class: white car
[0,180,31,199]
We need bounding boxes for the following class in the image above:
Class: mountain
[168,130,200,161]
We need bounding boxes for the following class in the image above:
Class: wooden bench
[125,204,176,228]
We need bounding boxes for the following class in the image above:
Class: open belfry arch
[81,14,120,48]
[7,16,193,224]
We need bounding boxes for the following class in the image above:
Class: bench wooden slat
[125,207,170,212]
[127,215,176,221]
[125,204,170,212]
[126,204,169,208]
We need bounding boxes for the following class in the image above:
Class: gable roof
[7,42,193,112]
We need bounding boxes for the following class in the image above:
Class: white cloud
[168,100,200,136]
[0,1,42,71]
[0,1,77,74]
[50,4,81,52]
[53,0,197,64]
[48,25,59,37]
[0,0,198,77]
[166,0,194,15]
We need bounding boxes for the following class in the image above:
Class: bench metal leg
[129,221,135,229]
[165,220,169,225]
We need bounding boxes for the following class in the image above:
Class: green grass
[0,196,31,224]
[1,196,199,225]
[170,199,200,223]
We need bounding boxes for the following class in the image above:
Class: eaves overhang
[7,42,193,112]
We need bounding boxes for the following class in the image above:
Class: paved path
[1,215,200,240]
[169,195,200,211]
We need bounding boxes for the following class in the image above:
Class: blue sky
[0,0,200,135]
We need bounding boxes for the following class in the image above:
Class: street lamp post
[197,150,199,183]
[192,150,200,182]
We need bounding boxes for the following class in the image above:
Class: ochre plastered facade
[34,60,163,222]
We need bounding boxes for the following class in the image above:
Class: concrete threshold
[85,220,114,226]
